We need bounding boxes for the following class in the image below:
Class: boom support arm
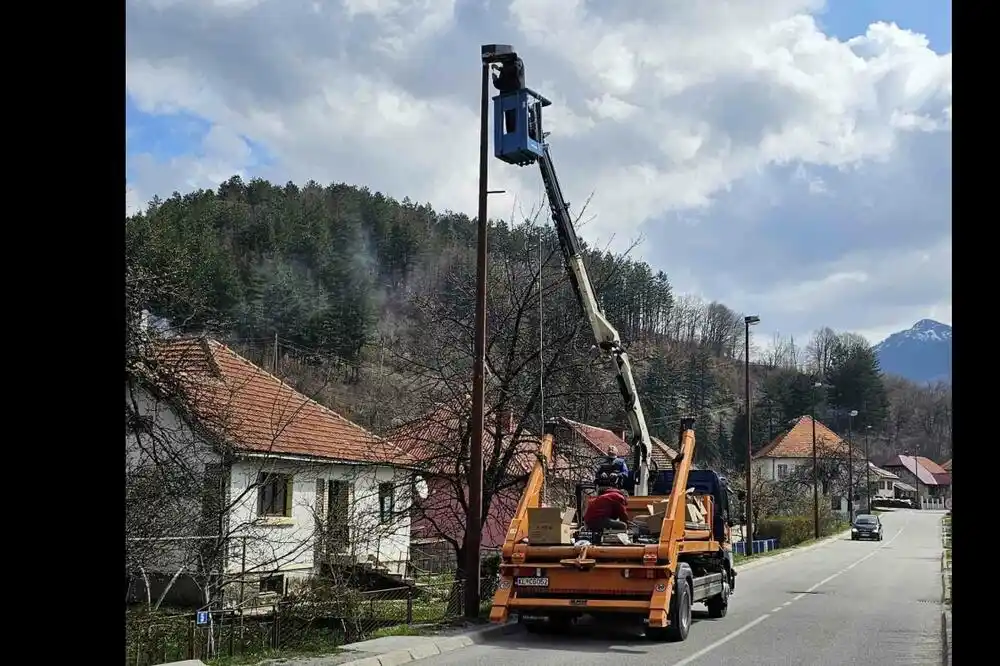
[536,145,655,496]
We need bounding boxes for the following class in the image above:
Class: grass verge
[734,527,849,566]
[206,640,342,666]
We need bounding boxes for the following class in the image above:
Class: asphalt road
[422,509,945,666]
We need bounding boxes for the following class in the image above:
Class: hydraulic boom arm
[536,144,655,496]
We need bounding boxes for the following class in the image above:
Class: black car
[851,514,882,541]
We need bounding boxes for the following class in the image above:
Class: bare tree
[386,209,620,583]
[726,465,796,539]
[761,333,802,371]
[805,327,839,378]
[774,439,870,518]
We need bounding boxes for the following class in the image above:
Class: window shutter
[315,479,326,522]
[285,476,294,517]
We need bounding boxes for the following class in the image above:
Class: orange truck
[489,418,738,640]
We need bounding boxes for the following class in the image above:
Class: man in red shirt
[583,487,630,532]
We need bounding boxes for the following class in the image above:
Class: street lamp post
[743,315,760,544]
[865,425,872,513]
[847,409,858,519]
[467,43,515,619]
[811,381,823,539]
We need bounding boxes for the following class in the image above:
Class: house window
[328,480,351,547]
[257,473,292,517]
[831,495,842,510]
[776,464,788,480]
[379,482,395,524]
[259,575,285,595]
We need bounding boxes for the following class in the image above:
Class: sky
[125,0,952,349]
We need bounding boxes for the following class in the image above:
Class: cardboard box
[636,498,706,534]
[528,507,576,545]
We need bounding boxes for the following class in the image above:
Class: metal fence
[126,576,502,666]
[733,539,779,556]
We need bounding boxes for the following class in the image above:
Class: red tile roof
[386,402,541,477]
[558,418,629,457]
[555,418,692,471]
[650,437,682,468]
[753,416,858,459]
[153,338,407,465]
[882,455,951,486]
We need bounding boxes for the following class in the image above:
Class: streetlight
[467,43,516,620]
[865,425,873,513]
[810,381,823,539]
[743,315,760,544]
[847,409,858,519]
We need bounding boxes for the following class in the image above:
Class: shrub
[481,552,501,581]
[756,515,813,548]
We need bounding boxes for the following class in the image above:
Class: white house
[752,415,868,518]
[869,462,901,500]
[126,337,414,608]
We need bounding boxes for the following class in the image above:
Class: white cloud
[125,0,951,344]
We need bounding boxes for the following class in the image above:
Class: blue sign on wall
[196,611,210,626]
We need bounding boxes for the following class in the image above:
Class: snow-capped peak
[907,319,952,343]
[875,319,952,384]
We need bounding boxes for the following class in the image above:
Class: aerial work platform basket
[493,88,552,167]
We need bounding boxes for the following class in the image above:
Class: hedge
[755,512,845,548]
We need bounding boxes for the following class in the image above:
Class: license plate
[515,576,549,587]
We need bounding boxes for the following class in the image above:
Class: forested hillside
[126,175,952,468]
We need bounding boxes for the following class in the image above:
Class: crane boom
[536,143,655,497]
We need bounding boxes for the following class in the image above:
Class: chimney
[616,428,627,442]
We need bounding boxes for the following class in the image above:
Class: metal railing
[125,578,489,666]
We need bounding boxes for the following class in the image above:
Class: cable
[538,231,545,427]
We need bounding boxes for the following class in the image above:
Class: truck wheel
[668,579,692,641]
[706,580,729,618]
[652,579,691,642]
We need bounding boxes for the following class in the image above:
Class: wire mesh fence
[125,576,503,666]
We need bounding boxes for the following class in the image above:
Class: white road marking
[771,606,783,613]
[669,615,771,666]
[668,520,909,666]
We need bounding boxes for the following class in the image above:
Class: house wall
[755,455,874,519]
[411,478,520,557]
[126,383,223,576]
[874,477,897,499]
[228,459,411,584]
[752,457,804,482]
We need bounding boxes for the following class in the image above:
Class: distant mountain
[875,319,952,384]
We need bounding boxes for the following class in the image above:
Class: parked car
[851,514,883,541]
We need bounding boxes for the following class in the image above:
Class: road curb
[941,611,950,666]
[338,623,518,666]
[733,529,852,573]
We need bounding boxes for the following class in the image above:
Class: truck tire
[665,578,692,641]
[649,571,692,642]
[706,578,729,618]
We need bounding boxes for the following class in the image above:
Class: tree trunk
[448,545,466,617]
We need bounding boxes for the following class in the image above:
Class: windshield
[855,516,876,524]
